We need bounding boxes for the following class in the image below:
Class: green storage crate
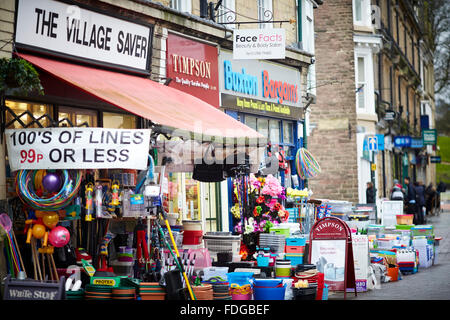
[269,226,290,237]
[395,224,415,230]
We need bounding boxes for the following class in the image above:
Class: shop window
[102,112,136,129]
[167,172,201,221]
[269,119,280,144]
[58,106,97,127]
[257,0,273,29]
[171,0,192,13]
[257,117,269,137]
[5,100,51,128]
[283,121,294,144]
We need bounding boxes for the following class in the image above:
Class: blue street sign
[376,134,385,151]
[368,136,378,151]
[410,138,424,149]
[394,136,412,148]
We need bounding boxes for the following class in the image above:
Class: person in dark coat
[404,177,418,222]
[425,183,437,216]
[366,182,375,204]
[415,181,426,224]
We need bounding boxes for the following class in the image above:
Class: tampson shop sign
[219,50,302,120]
[14,0,153,73]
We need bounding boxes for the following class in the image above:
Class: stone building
[0,0,316,233]
[309,0,436,204]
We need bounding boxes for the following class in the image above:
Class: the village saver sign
[15,0,153,73]
[5,128,151,171]
[233,28,285,60]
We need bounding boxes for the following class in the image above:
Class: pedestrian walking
[425,183,437,216]
[390,179,404,201]
[404,177,418,223]
[415,181,426,224]
[366,181,375,204]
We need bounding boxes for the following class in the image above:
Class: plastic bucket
[183,230,203,245]
[275,261,291,278]
[227,272,253,286]
[387,266,399,281]
[231,292,252,300]
[293,285,317,300]
[253,279,282,287]
[253,284,286,300]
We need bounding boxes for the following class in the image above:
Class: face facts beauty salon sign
[14,0,153,73]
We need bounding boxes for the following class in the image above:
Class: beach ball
[42,172,62,193]
[43,212,59,229]
[32,224,46,239]
[48,226,70,247]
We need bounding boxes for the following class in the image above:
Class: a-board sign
[5,128,151,171]
[3,275,66,300]
[350,235,369,292]
[309,217,357,299]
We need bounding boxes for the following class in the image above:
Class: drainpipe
[297,0,302,45]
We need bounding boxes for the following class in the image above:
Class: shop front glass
[244,114,296,188]
[5,100,52,128]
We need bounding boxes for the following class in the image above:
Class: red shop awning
[17,53,265,145]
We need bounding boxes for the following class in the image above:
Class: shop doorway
[202,182,222,232]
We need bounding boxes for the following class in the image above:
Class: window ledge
[353,24,375,33]
[356,112,378,122]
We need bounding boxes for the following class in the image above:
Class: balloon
[43,212,59,229]
[35,211,45,218]
[32,224,46,239]
[48,226,70,247]
[42,172,62,193]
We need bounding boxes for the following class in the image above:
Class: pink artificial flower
[261,175,284,198]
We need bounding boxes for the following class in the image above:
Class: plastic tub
[183,230,203,245]
[202,267,229,281]
[182,220,202,231]
[269,226,290,237]
[253,283,286,300]
[257,256,270,267]
[396,214,413,225]
[286,237,306,246]
[292,285,317,300]
[285,246,305,254]
[227,272,254,286]
[231,292,252,300]
[387,266,399,281]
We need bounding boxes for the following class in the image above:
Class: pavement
[329,192,450,300]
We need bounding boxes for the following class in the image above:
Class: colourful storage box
[395,224,415,230]
[411,225,434,237]
[285,246,305,254]
[286,237,306,246]
[269,226,290,237]
[285,254,303,266]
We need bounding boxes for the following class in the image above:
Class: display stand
[3,274,66,300]
[308,217,356,299]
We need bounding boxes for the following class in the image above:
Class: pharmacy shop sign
[14,0,153,73]
[5,128,151,171]
[233,28,285,60]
